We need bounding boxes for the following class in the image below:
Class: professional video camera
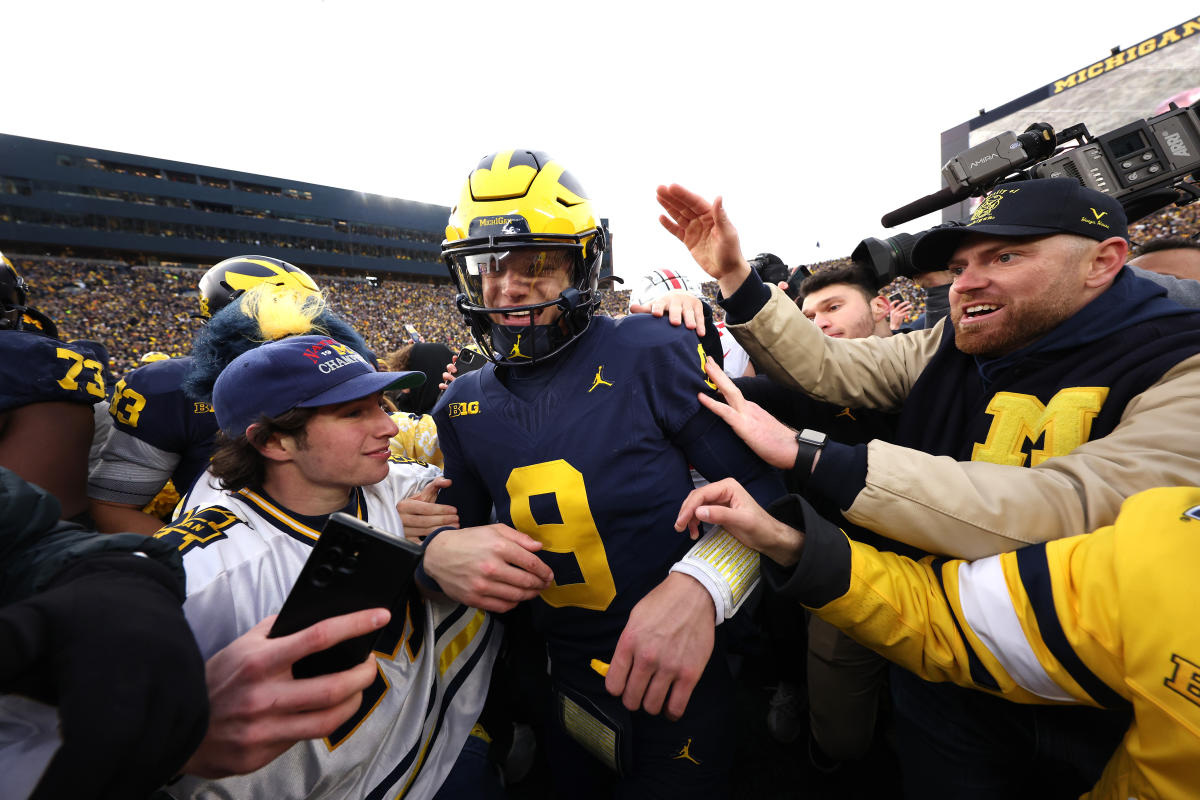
[850,101,1200,284]
[882,101,1200,229]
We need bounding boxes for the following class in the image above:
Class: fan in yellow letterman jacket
[676,480,1200,800]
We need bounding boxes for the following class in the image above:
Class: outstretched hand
[183,609,389,779]
[674,478,804,567]
[656,185,753,296]
[697,357,799,469]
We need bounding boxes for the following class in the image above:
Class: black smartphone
[888,292,905,304]
[269,512,423,678]
[783,266,809,301]
[455,346,488,375]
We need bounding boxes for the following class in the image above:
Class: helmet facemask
[445,229,605,366]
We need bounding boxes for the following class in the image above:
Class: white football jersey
[715,320,752,378]
[159,461,500,800]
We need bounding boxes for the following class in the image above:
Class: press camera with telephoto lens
[858,102,1200,283]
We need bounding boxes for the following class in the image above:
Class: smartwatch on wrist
[789,428,827,492]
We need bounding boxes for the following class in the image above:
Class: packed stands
[13,197,1200,376]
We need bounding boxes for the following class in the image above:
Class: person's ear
[1083,237,1129,288]
[251,424,295,463]
[869,296,890,322]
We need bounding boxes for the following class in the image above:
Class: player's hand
[656,184,753,297]
[422,525,554,613]
[605,572,715,721]
[675,478,805,567]
[181,609,389,779]
[439,355,459,391]
[396,477,458,542]
[697,357,799,469]
[629,289,707,336]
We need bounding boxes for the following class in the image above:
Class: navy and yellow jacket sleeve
[765,487,1200,798]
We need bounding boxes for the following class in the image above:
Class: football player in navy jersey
[88,256,325,534]
[432,151,785,798]
[0,253,108,523]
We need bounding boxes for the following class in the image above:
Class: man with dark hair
[157,334,554,799]
[657,177,1200,797]
[796,264,893,340]
[1129,234,1200,281]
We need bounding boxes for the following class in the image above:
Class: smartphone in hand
[455,347,488,376]
[269,512,423,678]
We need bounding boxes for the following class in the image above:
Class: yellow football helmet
[196,255,319,319]
[442,150,607,366]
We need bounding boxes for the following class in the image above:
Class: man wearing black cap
[656,178,1200,797]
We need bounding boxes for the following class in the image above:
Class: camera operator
[656,177,1200,798]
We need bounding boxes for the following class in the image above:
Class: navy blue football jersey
[434,315,782,685]
[107,356,217,494]
[0,331,107,412]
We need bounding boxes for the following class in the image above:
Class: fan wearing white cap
[150,334,553,800]
[629,269,754,377]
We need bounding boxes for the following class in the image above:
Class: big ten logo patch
[971,388,1109,467]
[449,401,480,418]
[154,506,241,555]
[194,401,214,414]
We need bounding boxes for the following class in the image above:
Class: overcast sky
[5,2,1197,285]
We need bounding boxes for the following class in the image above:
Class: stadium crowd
[3,167,1200,800]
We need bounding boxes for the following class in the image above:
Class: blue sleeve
[717,273,772,325]
[640,324,786,506]
[674,407,787,508]
[0,333,106,412]
[808,441,868,510]
[431,382,495,528]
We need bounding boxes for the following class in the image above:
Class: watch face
[798,429,827,447]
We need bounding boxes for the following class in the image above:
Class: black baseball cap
[911,179,1128,272]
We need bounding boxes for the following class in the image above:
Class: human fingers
[655,185,693,223]
[627,301,653,315]
[492,528,555,584]
[658,214,686,243]
[603,645,630,698]
[704,352,743,405]
[662,183,713,217]
[617,648,654,713]
[664,674,698,722]
[272,608,391,670]
[269,654,379,716]
[640,670,674,717]
[415,477,451,503]
[673,480,739,534]
[697,391,738,428]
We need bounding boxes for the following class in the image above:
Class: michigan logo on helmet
[442,150,607,367]
[140,350,171,363]
[196,256,319,319]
